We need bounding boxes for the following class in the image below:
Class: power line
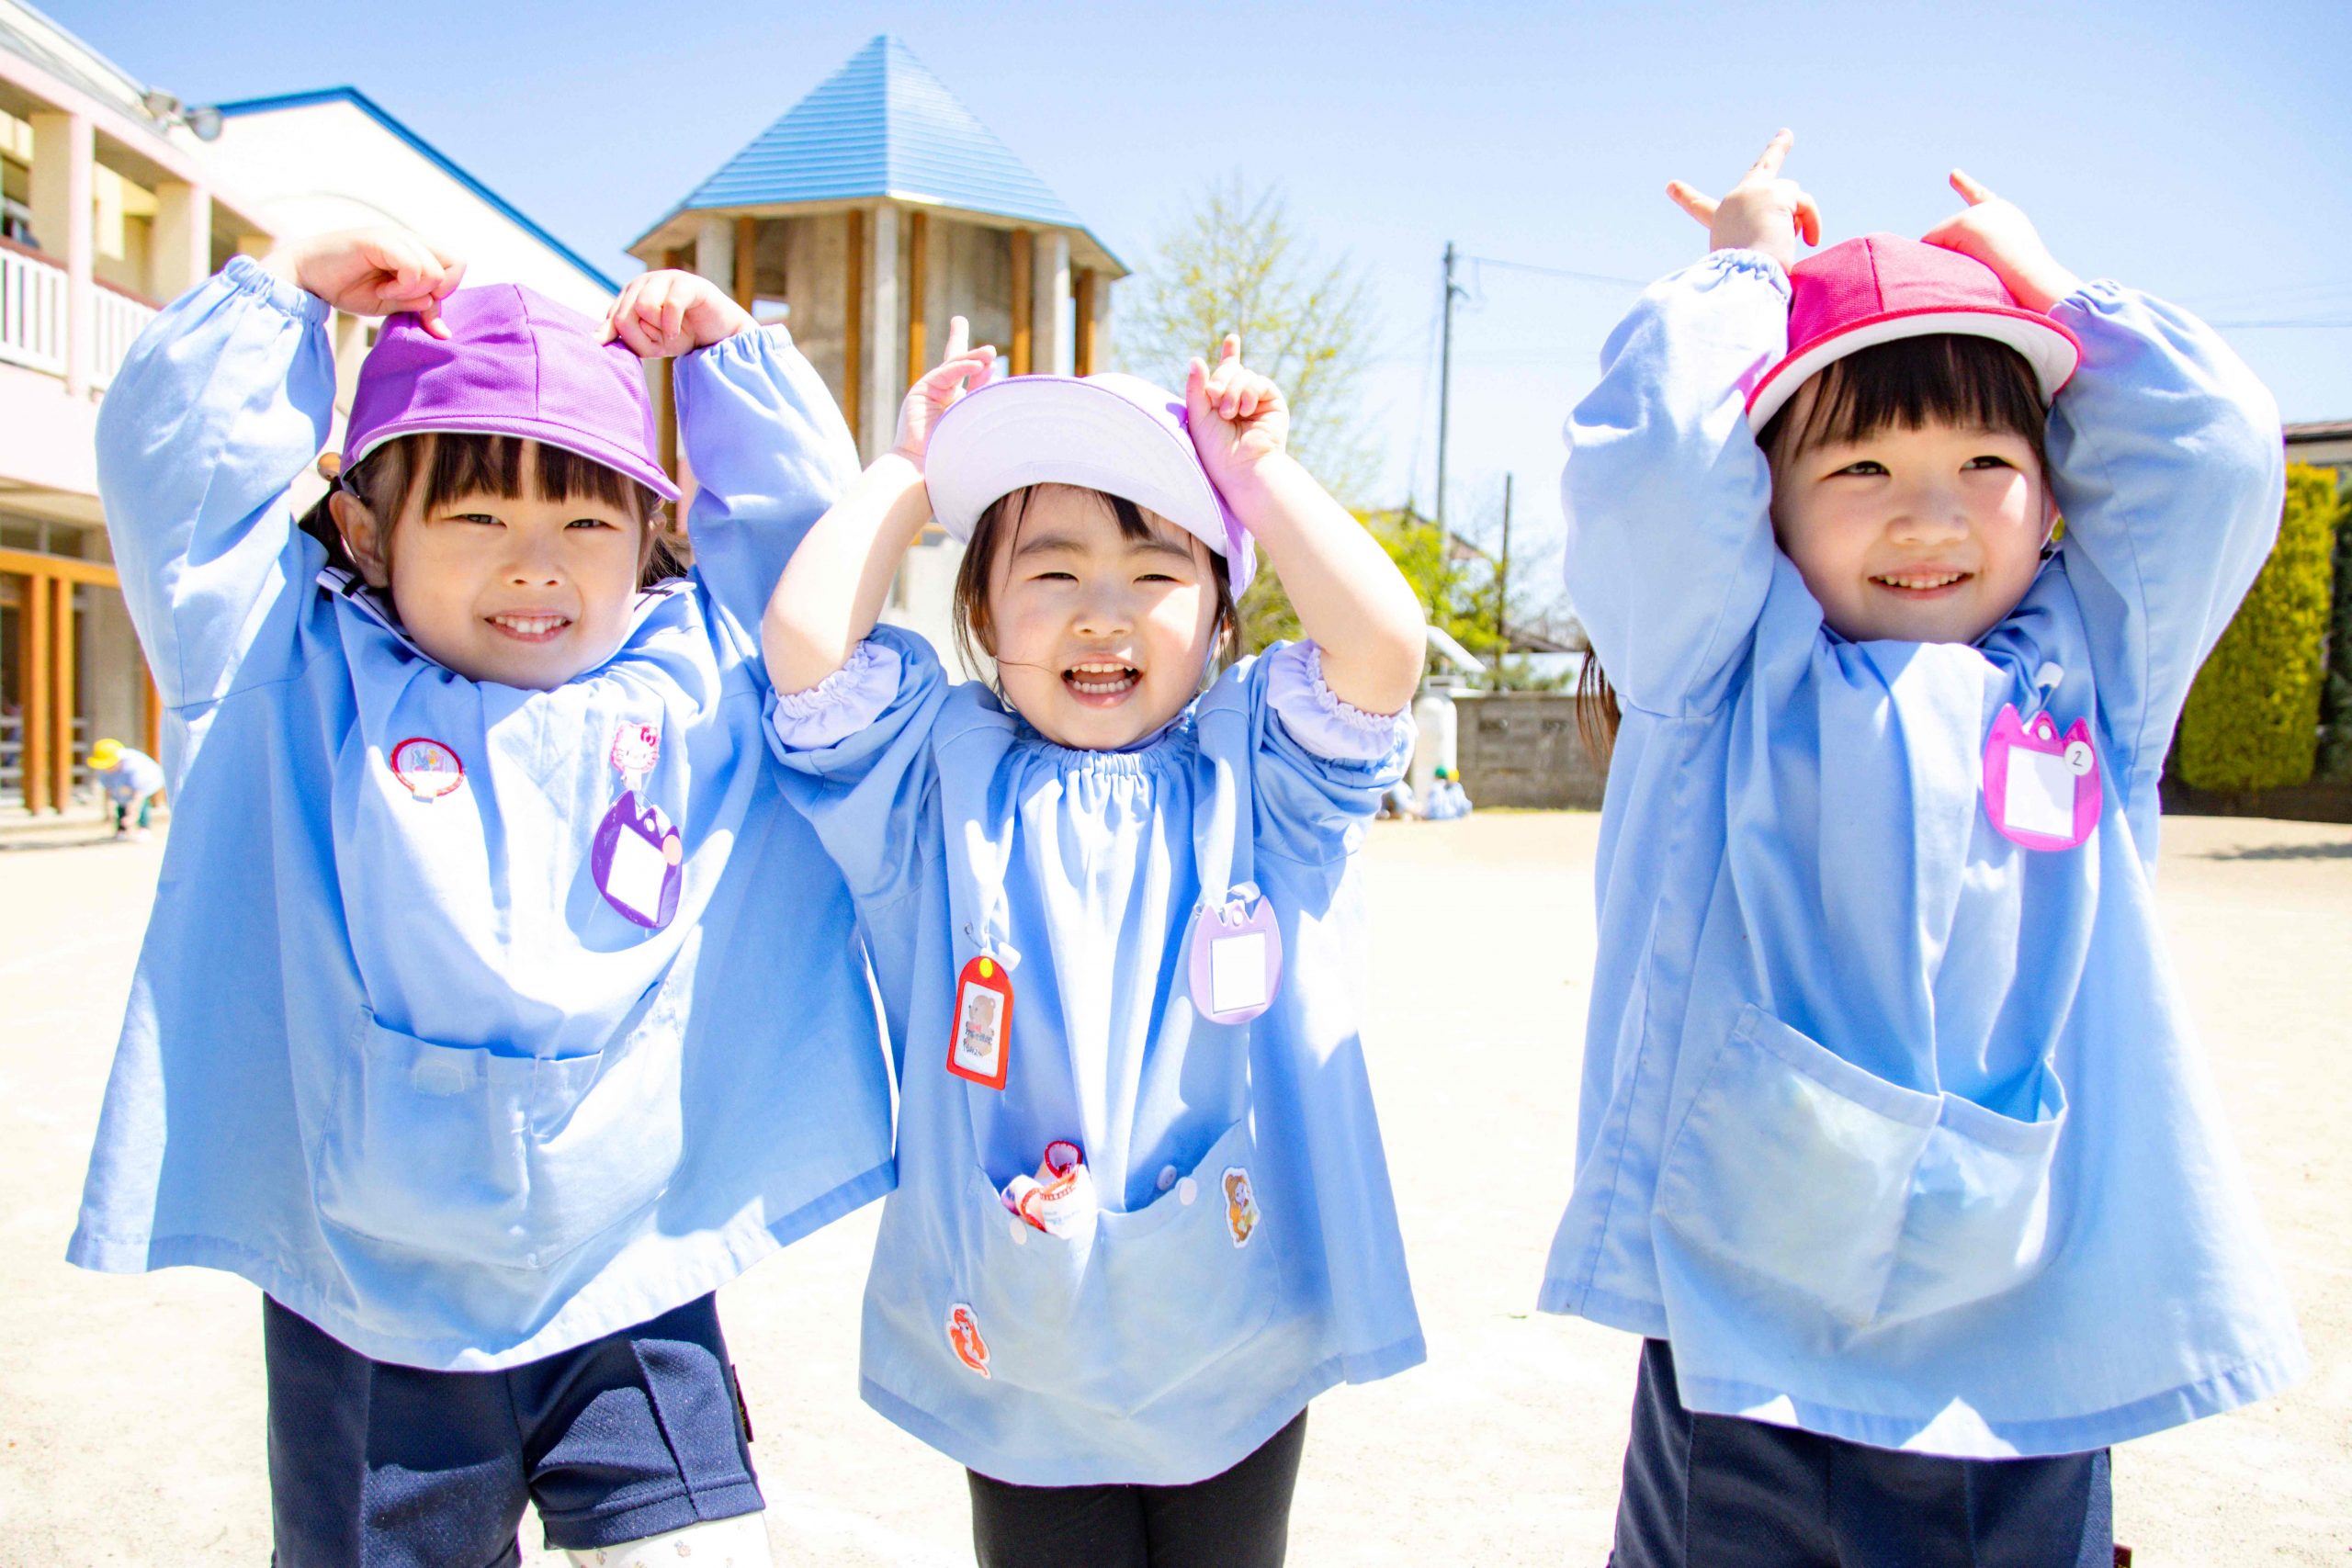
[1460,254,1651,289]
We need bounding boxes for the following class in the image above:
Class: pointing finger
[1950,168,1996,205]
[1747,129,1794,181]
[1666,180,1719,227]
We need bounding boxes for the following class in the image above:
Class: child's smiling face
[1769,386,2052,646]
[336,440,651,689]
[980,484,1224,750]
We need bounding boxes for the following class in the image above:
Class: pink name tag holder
[1982,702,2099,852]
[1187,881,1283,1025]
[590,719,683,928]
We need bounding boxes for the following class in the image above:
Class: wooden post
[1010,230,1034,376]
[905,209,929,386]
[844,209,866,452]
[657,246,692,481]
[733,217,757,311]
[142,665,161,764]
[1073,268,1098,377]
[50,574,74,810]
[24,564,50,812]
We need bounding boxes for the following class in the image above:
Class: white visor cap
[923,373,1255,599]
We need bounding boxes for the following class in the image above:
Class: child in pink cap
[73,228,896,1566]
[1541,133,2302,1564]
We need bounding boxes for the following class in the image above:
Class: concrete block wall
[1453,692,1606,810]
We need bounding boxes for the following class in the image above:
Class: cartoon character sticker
[590,718,683,929]
[948,953,1014,1089]
[945,1303,991,1379]
[389,737,466,803]
[1982,703,2101,852]
[1222,1166,1261,1248]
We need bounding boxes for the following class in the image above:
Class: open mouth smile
[1063,660,1140,705]
[486,612,573,643]
[1869,570,1973,595]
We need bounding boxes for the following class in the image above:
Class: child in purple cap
[760,326,1429,1563]
[1541,132,2301,1564]
[73,227,897,1566]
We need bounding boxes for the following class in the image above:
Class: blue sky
[53,0,2352,607]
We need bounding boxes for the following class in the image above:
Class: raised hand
[1667,130,1822,273]
[266,228,466,338]
[893,315,995,466]
[601,269,757,357]
[1185,334,1288,496]
[1920,170,2082,314]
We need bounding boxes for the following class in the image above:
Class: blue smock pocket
[312,1011,684,1271]
[957,1117,1282,1416]
[1653,1005,2065,1329]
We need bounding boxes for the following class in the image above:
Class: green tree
[1119,175,1378,502]
[2177,463,2340,791]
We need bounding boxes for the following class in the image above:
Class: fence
[0,239,66,377]
[91,280,158,389]
[1453,692,1608,810]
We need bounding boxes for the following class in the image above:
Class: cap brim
[925,378,1251,596]
[1746,307,2083,432]
[345,416,683,503]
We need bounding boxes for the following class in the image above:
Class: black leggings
[967,1408,1308,1568]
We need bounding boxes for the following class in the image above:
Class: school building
[0,0,617,818]
[628,33,1128,657]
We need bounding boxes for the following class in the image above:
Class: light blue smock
[768,629,1424,1484]
[1540,250,2307,1458]
[67,256,895,1370]
[97,746,165,801]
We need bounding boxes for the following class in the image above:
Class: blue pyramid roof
[652,36,1092,240]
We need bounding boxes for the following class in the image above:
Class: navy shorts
[264,1293,762,1568]
[1611,1339,2113,1568]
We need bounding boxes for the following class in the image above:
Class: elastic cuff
[1266,640,1411,761]
[687,321,796,370]
[1691,247,1791,295]
[220,253,333,326]
[767,637,900,750]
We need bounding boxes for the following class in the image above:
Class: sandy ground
[1,811,2346,1565]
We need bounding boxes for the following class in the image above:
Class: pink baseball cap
[923,373,1256,599]
[1746,233,2081,432]
[341,283,680,502]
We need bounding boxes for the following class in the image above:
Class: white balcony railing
[0,240,67,377]
[91,282,158,389]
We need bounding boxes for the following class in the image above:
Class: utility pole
[1497,472,1512,672]
[1436,242,1465,530]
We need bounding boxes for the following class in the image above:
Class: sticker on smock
[1983,704,2099,852]
[389,737,466,803]
[1188,883,1283,1024]
[590,720,683,929]
[1222,1166,1261,1247]
[945,1303,991,1379]
[950,954,1013,1089]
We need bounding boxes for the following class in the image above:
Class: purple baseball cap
[924,373,1257,599]
[340,283,680,502]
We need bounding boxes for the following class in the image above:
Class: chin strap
[2039,514,2065,562]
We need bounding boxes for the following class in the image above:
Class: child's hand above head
[1185,335,1290,501]
[263,227,466,338]
[1668,130,1822,274]
[600,270,757,357]
[894,316,995,468]
[1921,172,2084,315]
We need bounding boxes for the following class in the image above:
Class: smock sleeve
[94,255,335,752]
[2041,284,2287,776]
[765,622,949,909]
[1562,249,1787,717]
[673,325,862,668]
[1239,640,1413,865]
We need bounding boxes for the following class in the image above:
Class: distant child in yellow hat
[86,738,164,840]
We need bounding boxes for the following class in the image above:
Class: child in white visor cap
[761,322,1430,1566]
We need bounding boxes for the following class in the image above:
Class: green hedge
[2177,463,2341,791]
[2316,473,2352,780]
